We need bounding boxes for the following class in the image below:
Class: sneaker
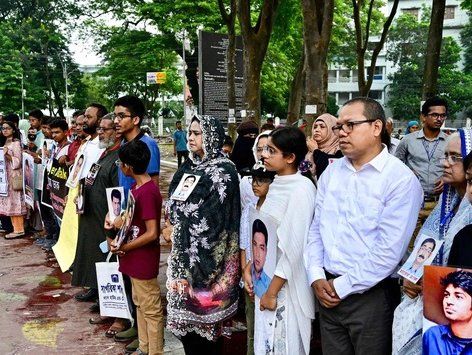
[35,238,49,246]
[5,231,25,239]
[114,326,138,342]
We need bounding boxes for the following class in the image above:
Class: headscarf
[251,130,272,162]
[230,120,259,171]
[166,115,241,341]
[313,113,339,154]
[406,120,419,134]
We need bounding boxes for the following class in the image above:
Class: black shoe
[75,288,98,302]
[89,302,100,313]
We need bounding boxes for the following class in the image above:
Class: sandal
[5,231,25,239]
[89,316,112,325]
[105,319,128,338]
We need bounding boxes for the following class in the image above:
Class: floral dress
[165,115,241,341]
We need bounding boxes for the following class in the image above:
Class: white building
[328,0,469,114]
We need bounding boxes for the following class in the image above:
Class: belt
[324,270,392,291]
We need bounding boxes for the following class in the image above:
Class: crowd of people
[2,94,472,355]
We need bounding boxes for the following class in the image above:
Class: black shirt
[448,224,472,268]
[313,149,343,179]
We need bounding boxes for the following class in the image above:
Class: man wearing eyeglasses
[305,97,423,354]
[395,97,448,200]
[113,95,160,196]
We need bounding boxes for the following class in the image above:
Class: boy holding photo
[110,140,163,355]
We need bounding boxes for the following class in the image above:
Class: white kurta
[255,172,316,354]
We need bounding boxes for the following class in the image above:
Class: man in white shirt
[305,97,423,354]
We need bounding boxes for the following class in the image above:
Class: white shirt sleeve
[239,205,250,253]
[333,174,423,299]
[304,171,327,286]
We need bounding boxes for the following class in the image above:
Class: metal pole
[21,73,25,120]
[182,31,187,125]
[64,62,69,117]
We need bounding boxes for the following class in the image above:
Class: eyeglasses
[113,112,133,121]
[248,176,273,186]
[427,113,447,120]
[332,119,376,135]
[440,153,463,165]
[97,127,115,132]
[1,127,12,131]
[261,145,281,157]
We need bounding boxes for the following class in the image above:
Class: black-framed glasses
[427,112,447,120]
[1,127,12,131]
[113,112,133,121]
[332,119,376,134]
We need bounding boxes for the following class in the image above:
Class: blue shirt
[173,129,188,152]
[253,268,271,299]
[423,324,472,355]
[119,134,160,196]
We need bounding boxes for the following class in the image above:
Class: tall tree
[301,0,334,127]
[238,0,279,123]
[352,0,399,96]
[422,0,446,99]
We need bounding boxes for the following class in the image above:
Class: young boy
[111,140,164,355]
[239,163,276,355]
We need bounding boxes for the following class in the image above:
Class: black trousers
[181,332,223,355]
[318,279,399,355]
[177,150,189,168]
[123,273,137,329]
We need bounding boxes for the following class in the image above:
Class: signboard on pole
[147,71,167,85]
[198,31,244,124]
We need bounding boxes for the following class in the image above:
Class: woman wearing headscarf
[230,120,259,171]
[406,120,420,134]
[392,128,472,354]
[305,113,343,179]
[165,115,241,354]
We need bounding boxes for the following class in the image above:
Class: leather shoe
[75,288,98,302]
[89,302,100,313]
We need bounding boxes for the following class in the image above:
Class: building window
[352,69,358,82]
[328,70,337,83]
[369,90,383,100]
[339,70,350,83]
[402,8,419,19]
[368,66,384,81]
[444,6,455,20]
[338,92,350,105]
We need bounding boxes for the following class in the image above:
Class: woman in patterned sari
[165,115,241,354]
[392,128,472,354]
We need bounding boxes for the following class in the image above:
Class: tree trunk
[238,0,279,124]
[422,0,446,99]
[287,49,306,124]
[302,0,334,130]
[353,0,399,97]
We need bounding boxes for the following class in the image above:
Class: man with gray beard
[72,114,121,311]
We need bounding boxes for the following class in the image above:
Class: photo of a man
[171,173,201,201]
[404,238,437,278]
[66,154,85,188]
[423,270,472,354]
[111,189,122,217]
[251,219,271,298]
[398,235,442,283]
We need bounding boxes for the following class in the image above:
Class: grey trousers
[318,284,396,355]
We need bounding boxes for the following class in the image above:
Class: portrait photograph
[22,152,35,208]
[170,173,201,202]
[398,234,443,284]
[106,187,125,222]
[66,154,86,188]
[423,265,472,354]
